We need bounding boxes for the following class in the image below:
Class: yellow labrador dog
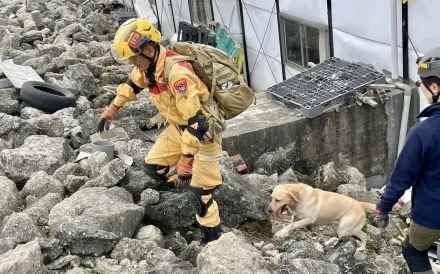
[269,183,376,253]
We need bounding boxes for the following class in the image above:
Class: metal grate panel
[266,57,385,118]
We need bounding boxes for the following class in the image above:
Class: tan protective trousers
[144,124,222,227]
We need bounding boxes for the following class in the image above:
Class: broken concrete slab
[0,62,44,89]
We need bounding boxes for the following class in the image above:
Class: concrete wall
[222,89,418,188]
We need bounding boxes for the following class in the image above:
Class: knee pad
[142,163,170,182]
[187,186,219,217]
[402,236,432,273]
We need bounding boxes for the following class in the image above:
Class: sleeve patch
[174,79,188,94]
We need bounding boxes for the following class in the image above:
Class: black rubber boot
[200,224,222,246]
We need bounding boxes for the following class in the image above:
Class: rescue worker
[97,18,222,245]
[375,47,440,274]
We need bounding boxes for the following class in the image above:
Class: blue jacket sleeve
[376,127,426,214]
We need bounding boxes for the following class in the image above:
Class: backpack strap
[163,56,195,87]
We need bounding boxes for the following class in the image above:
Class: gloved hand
[174,154,194,188]
[375,208,389,229]
[97,104,119,132]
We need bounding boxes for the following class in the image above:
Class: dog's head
[268,184,301,219]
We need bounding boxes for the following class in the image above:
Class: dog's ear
[287,187,300,203]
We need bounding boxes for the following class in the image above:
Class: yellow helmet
[111,18,161,63]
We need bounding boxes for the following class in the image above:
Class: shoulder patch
[174,79,188,94]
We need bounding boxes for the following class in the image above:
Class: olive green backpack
[163,42,255,126]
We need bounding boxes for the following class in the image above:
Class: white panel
[246,48,282,91]
[332,0,402,46]
[408,0,440,54]
[156,0,178,38]
[212,0,241,34]
[242,4,280,60]
[243,0,275,13]
[279,0,328,26]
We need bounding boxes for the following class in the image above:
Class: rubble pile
[0,1,414,273]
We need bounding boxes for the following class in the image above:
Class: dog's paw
[274,229,290,240]
[354,250,367,261]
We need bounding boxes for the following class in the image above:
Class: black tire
[20,81,76,114]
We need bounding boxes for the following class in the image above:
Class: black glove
[375,209,389,229]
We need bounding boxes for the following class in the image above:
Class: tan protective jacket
[112,45,211,155]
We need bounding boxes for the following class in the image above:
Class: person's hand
[172,154,194,188]
[375,208,389,229]
[97,104,119,132]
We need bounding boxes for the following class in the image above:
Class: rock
[337,165,367,187]
[118,96,157,128]
[21,171,65,201]
[73,32,93,43]
[179,241,202,267]
[22,55,56,76]
[337,184,379,203]
[48,187,145,255]
[0,240,47,274]
[144,191,195,233]
[78,109,101,142]
[0,176,22,224]
[85,13,109,34]
[0,238,16,256]
[20,107,45,120]
[0,113,38,148]
[12,50,39,65]
[0,92,19,115]
[21,30,43,44]
[111,238,159,262]
[86,151,109,178]
[121,167,160,201]
[64,175,89,193]
[214,154,270,233]
[51,107,81,137]
[59,23,83,37]
[37,237,64,264]
[44,72,64,85]
[1,135,72,185]
[278,168,299,184]
[47,255,80,270]
[325,238,358,270]
[28,115,64,137]
[400,201,411,219]
[37,44,66,58]
[65,267,89,274]
[0,212,42,244]
[90,127,130,143]
[53,163,85,183]
[243,173,277,196]
[75,96,92,114]
[164,231,188,256]
[118,139,149,168]
[366,224,382,249]
[81,158,127,189]
[273,258,341,274]
[0,27,21,49]
[63,63,97,98]
[23,193,63,225]
[253,142,297,175]
[280,241,326,261]
[139,188,160,206]
[314,162,345,192]
[136,225,164,247]
[92,90,114,109]
[197,232,270,274]
[113,116,150,142]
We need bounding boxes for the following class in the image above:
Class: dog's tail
[361,202,376,213]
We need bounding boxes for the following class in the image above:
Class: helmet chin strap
[141,44,160,88]
[425,84,439,103]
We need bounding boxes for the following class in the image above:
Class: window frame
[188,0,213,25]
[280,14,329,71]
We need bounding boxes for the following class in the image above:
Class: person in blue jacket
[375,47,440,274]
